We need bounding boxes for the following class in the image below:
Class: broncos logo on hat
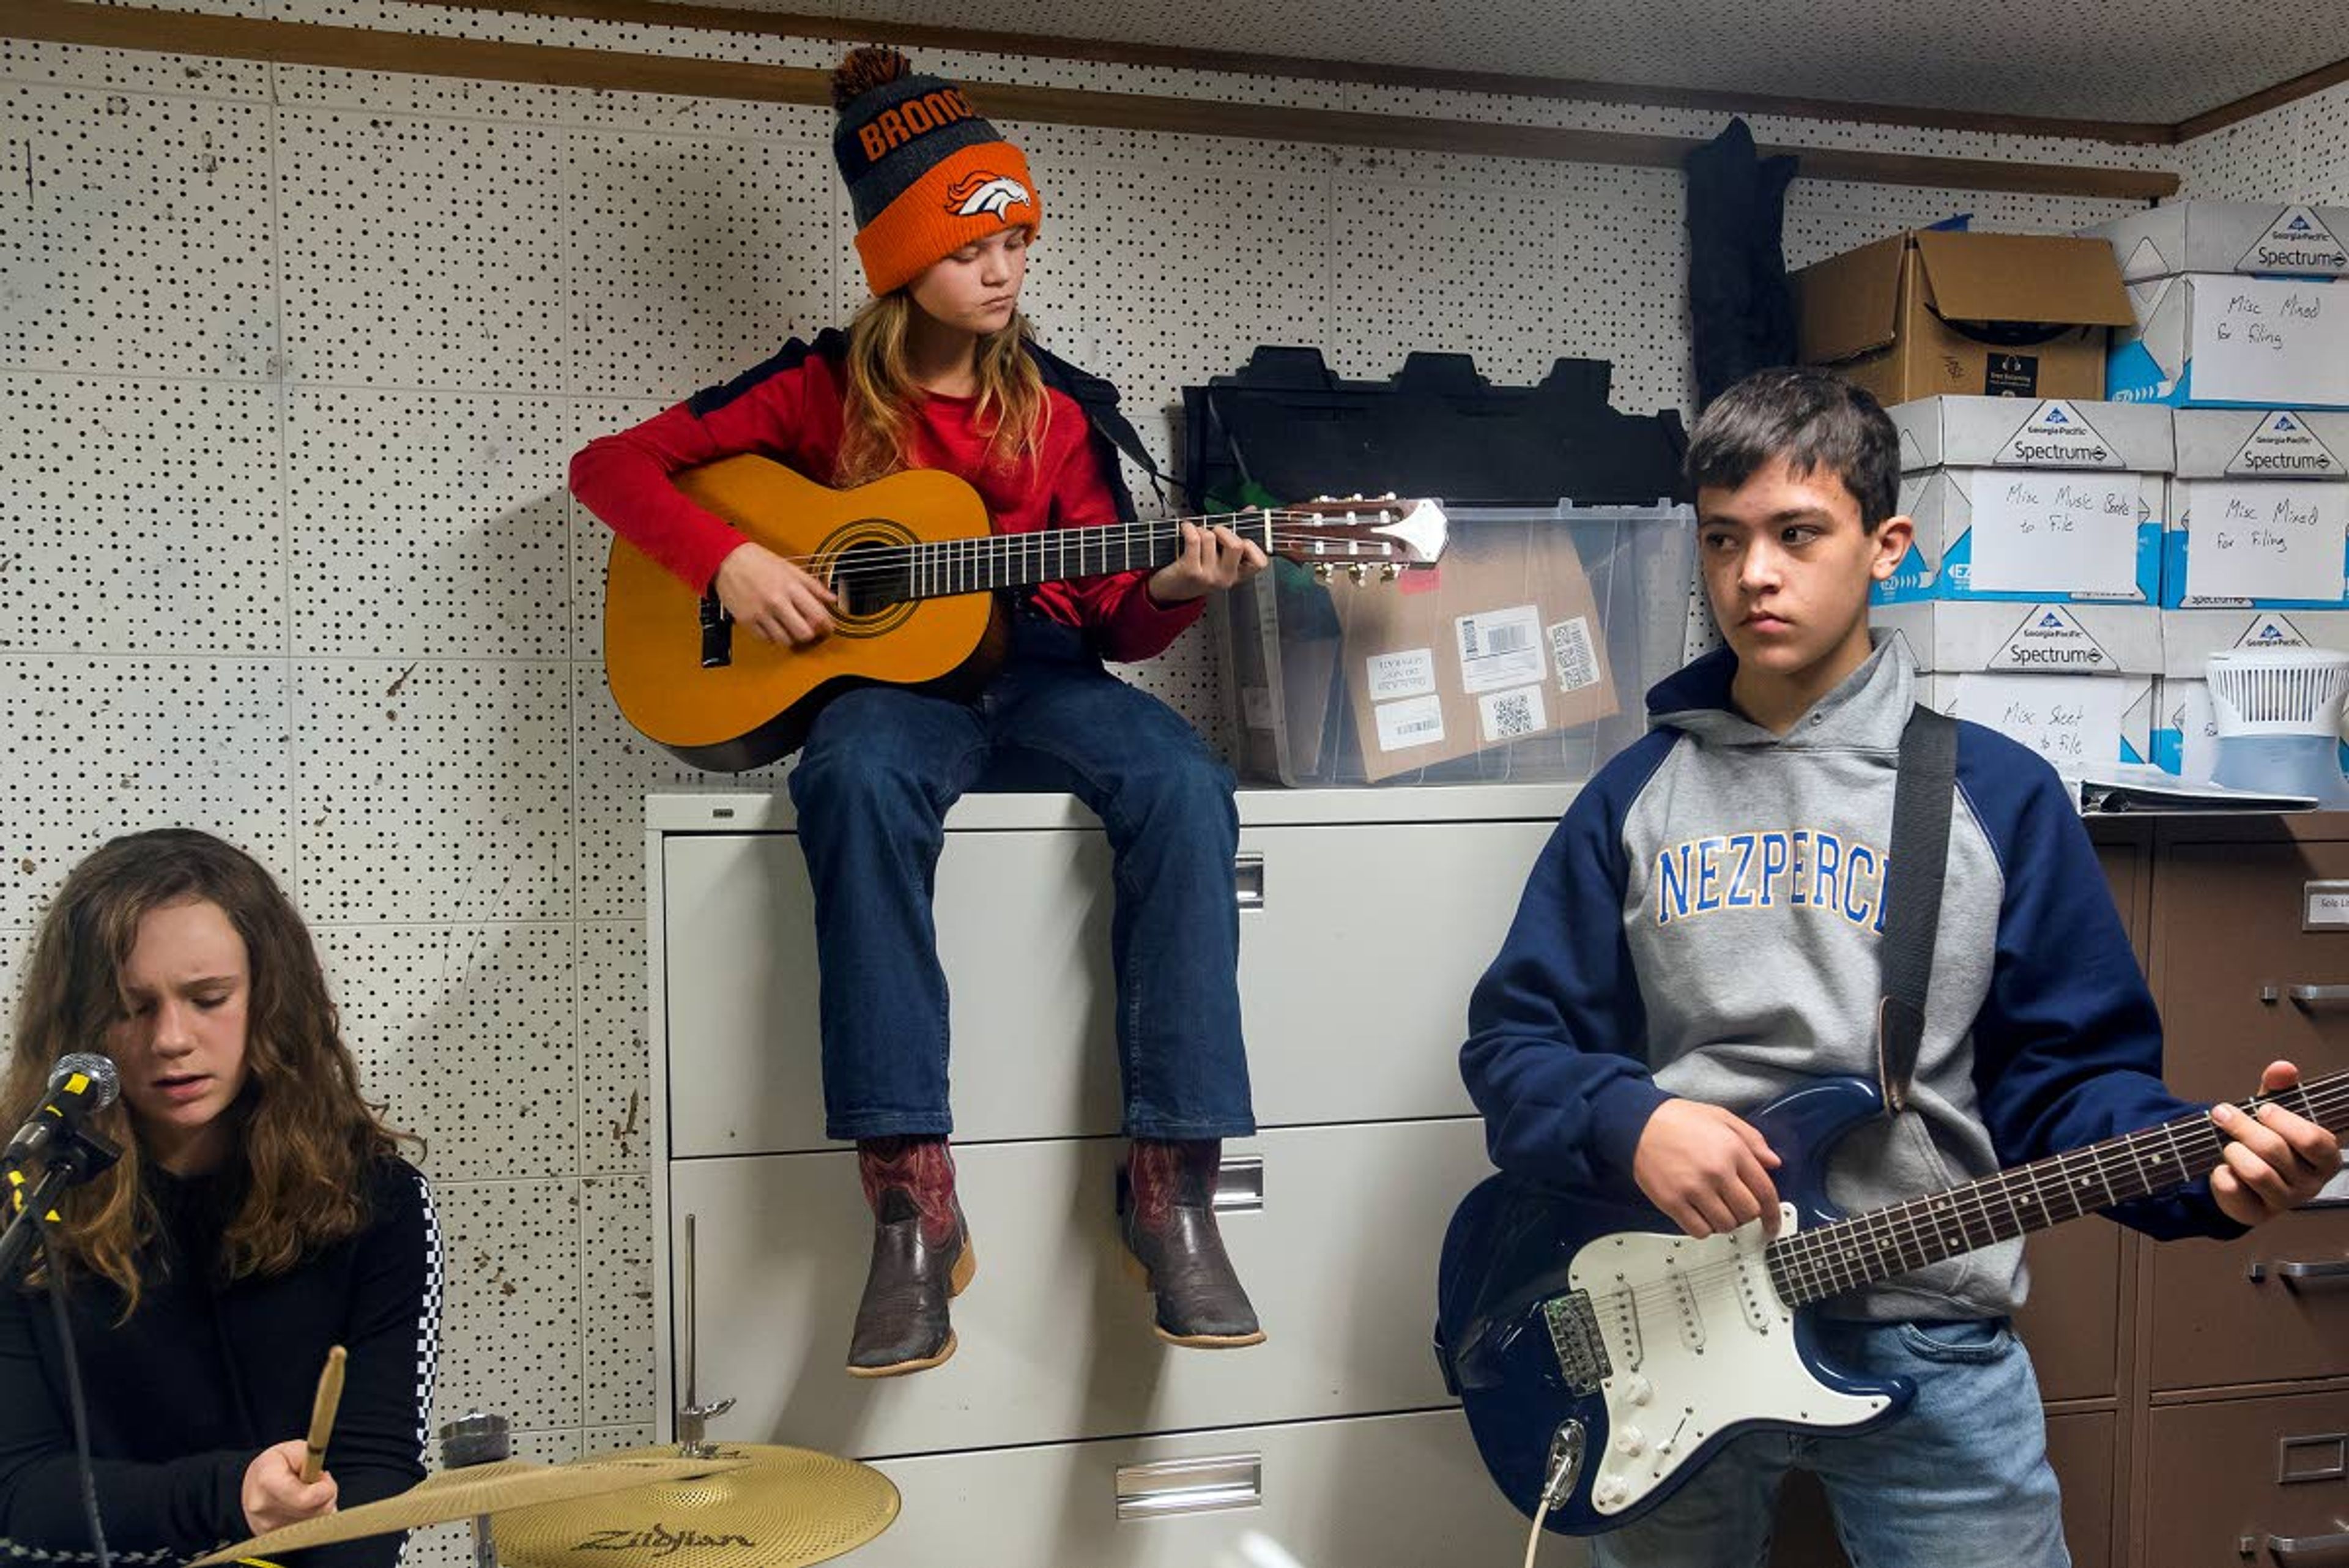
[944,172,1033,221]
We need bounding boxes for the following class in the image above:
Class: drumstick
[299,1347,347,1485]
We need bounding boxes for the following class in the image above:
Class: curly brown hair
[4,828,412,1310]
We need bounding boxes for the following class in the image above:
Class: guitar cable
[1522,1438,1578,1568]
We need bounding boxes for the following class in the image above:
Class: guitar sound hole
[831,540,911,620]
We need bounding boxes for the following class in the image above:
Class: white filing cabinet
[646,785,1579,1566]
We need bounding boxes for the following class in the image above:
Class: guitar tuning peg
[1348,562,1367,585]
[1381,562,1401,581]
[1313,562,1334,583]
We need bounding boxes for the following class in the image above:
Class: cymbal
[190,1455,749,1567]
[494,1444,900,1568]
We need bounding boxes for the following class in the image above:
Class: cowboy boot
[1118,1138,1265,1348]
[847,1135,975,1377]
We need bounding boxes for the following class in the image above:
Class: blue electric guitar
[1434,1068,2349,1535]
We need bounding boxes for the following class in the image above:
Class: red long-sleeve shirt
[570,337,1203,664]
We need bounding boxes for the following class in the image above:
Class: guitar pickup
[1543,1290,1613,1395]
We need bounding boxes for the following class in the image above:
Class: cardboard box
[1797,229,2134,406]
[1917,671,2154,771]
[1330,521,1622,782]
[1882,469,2161,605]
[2107,273,2349,409]
[2162,411,2349,608]
[2086,202,2349,283]
[1888,395,2173,474]
[2153,608,2349,777]
[1874,599,2162,675]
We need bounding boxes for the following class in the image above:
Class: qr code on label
[1479,682,1546,743]
[1549,616,1600,692]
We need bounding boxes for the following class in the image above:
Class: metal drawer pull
[1115,1454,1263,1521]
[1214,1156,1263,1214]
[2265,1526,2349,1562]
[2249,1258,2349,1290]
[2262,983,2349,1008]
[1233,853,1264,910]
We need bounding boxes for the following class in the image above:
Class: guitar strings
[703,512,1393,585]
[1573,1076,2349,1323]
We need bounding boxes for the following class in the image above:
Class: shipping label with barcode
[1479,683,1547,743]
[1373,693,1446,752]
[1548,615,1601,692]
[1455,604,1545,694]
[1364,647,1438,701]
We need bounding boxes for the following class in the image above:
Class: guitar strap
[1876,704,1958,1116]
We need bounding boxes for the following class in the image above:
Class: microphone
[4,1053,121,1170]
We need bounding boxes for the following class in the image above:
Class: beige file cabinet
[645,786,1574,1566]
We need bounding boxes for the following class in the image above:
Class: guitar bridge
[1543,1290,1612,1395]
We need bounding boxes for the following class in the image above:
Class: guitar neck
[1767,1069,2349,1308]
[885,511,1290,601]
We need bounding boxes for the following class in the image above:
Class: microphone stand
[0,1124,122,1284]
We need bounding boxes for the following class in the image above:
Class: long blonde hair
[3,829,412,1313]
[836,291,1049,487]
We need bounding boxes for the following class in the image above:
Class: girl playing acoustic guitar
[571,47,1267,1377]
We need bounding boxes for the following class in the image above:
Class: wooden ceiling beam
[6,0,2179,200]
[400,0,2181,147]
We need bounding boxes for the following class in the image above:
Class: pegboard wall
[2176,80,2349,204]
[1,4,2169,1529]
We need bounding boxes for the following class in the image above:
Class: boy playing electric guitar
[1460,368,2338,1566]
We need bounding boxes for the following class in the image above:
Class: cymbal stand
[439,1412,512,1568]
[674,1215,734,1459]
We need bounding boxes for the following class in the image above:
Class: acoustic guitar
[603,455,1448,771]
[1433,1067,2349,1537]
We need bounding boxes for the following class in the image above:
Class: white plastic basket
[2206,647,2349,738]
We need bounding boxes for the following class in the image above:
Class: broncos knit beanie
[831,46,1042,298]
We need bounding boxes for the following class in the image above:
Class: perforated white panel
[669,0,2349,124]
[0,10,2205,1468]
[2176,81,2349,206]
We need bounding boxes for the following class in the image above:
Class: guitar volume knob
[1614,1426,1646,1457]
[1624,1375,1653,1406]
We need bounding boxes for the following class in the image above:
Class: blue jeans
[1590,1318,2069,1568]
[785,614,1255,1143]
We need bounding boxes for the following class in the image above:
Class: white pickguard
[1565,1205,1891,1517]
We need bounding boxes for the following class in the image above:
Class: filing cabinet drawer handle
[1233,853,1264,910]
[2278,1258,2349,1291]
[1214,1156,1264,1214]
[2266,1528,2349,1562]
[2262,984,2349,1008]
[2246,1257,2349,1287]
[1114,1454,1263,1520]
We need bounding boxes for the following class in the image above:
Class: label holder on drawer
[2279,1431,2348,1484]
[2307,880,2349,932]
[1114,1453,1263,1520]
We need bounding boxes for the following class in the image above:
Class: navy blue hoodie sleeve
[1461,732,1677,1195]
[1958,728,2241,1242]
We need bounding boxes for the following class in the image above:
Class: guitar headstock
[1274,495,1448,582]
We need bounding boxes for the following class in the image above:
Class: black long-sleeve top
[0,1157,442,1568]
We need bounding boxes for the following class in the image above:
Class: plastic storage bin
[1221,500,1698,786]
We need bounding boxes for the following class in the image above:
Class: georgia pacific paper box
[2163,410,2349,608]
[1877,600,2158,770]
[1329,521,1621,783]
[1916,672,2153,771]
[2085,203,2349,283]
[2153,608,2349,776]
[1876,397,2168,604]
[2107,273,2349,409]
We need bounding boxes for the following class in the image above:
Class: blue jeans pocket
[1895,1317,2014,1364]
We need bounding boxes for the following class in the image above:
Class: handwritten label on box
[1969,474,2143,595]
[2188,482,2348,603]
[1953,674,2127,775]
[2191,277,2349,407]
